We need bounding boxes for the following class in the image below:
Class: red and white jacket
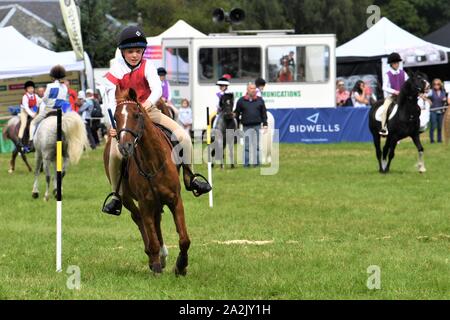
[21,93,39,117]
[105,55,162,114]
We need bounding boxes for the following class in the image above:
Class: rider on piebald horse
[379,52,409,136]
[17,80,40,151]
[212,76,231,128]
[102,26,211,216]
[26,65,70,153]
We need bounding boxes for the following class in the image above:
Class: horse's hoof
[32,192,39,199]
[174,266,187,277]
[174,254,188,277]
[44,195,49,202]
[8,169,13,174]
[150,263,163,275]
[419,168,427,174]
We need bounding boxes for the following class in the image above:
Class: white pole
[208,162,213,208]
[207,107,213,208]
[56,201,62,272]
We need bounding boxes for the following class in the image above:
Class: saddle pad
[375,104,398,122]
[374,103,430,131]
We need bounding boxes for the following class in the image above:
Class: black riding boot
[26,140,35,153]
[102,196,122,216]
[17,139,24,152]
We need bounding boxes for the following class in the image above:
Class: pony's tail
[62,112,89,164]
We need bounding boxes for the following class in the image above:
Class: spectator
[277,56,293,82]
[36,86,45,99]
[77,90,96,150]
[235,82,268,167]
[64,80,78,112]
[287,51,296,73]
[351,80,370,107]
[427,79,448,143]
[178,99,192,135]
[86,88,102,147]
[336,80,350,106]
[255,77,266,98]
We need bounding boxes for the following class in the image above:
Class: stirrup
[102,192,122,216]
[189,173,211,198]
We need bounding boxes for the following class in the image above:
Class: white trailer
[162,33,336,131]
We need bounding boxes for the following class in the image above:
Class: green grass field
[0,140,449,300]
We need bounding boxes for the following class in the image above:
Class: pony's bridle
[116,100,144,147]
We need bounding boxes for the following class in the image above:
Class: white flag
[59,0,84,61]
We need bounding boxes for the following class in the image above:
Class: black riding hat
[24,80,35,89]
[388,52,402,64]
[157,67,167,76]
[117,26,148,49]
[255,77,266,87]
[50,65,66,80]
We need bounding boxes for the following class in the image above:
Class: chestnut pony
[103,88,190,276]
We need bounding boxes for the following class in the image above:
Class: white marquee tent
[337,17,450,62]
[0,26,88,80]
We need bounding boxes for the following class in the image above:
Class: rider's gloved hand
[142,101,154,113]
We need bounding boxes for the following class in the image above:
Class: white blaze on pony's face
[121,104,129,137]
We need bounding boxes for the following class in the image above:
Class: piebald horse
[369,71,430,174]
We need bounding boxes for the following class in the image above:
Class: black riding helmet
[117,26,148,49]
[388,52,402,64]
[24,80,35,89]
[50,65,66,80]
[157,67,167,76]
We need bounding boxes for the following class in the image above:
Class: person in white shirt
[379,52,409,136]
[178,99,193,135]
[351,80,370,107]
[27,65,70,152]
[255,77,266,98]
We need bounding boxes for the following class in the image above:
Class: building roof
[0,0,64,29]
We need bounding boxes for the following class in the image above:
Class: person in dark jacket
[235,82,268,167]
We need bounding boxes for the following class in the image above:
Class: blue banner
[269,107,372,144]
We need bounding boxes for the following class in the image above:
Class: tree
[282,0,375,45]
[53,0,118,68]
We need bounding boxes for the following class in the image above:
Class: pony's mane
[115,87,139,104]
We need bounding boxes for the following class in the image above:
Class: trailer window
[266,45,330,83]
[165,47,189,85]
[198,47,261,83]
